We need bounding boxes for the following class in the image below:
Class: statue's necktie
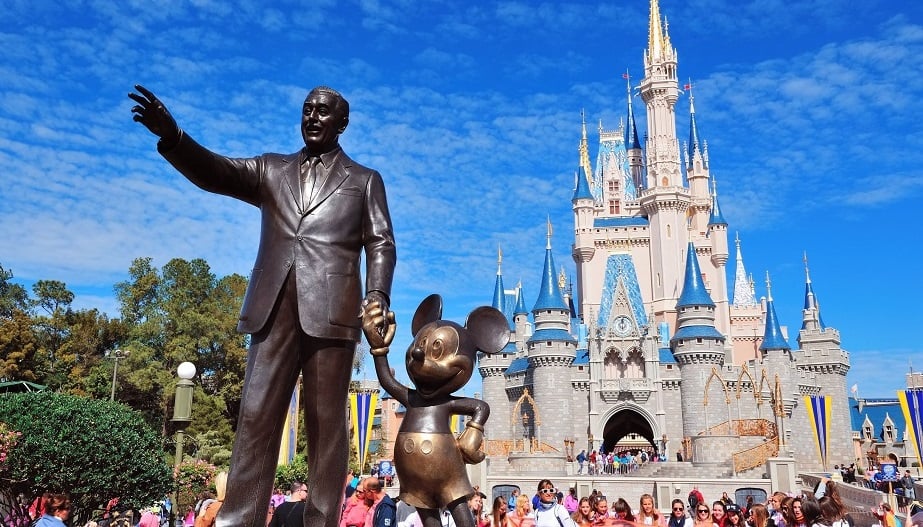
[302,156,321,210]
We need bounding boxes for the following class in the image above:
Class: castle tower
[625,72,645,193]
[527,220,577,451]
[708,180,730,337]
[729,233,763,362]
[637,0,690,326]
[573,164,595,300]
[513,283,530,352]
[795,255,851,469]
[685,84,713,235]
[670,241,726,457]
[479,246,515,442]
[758,273,796,450]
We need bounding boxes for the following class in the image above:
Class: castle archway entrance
[600,408,655,455]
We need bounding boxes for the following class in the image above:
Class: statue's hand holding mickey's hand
[361,301,395,356]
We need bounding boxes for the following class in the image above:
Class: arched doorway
[600,408,655,455]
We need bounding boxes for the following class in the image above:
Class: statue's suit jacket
[160,133,396,341]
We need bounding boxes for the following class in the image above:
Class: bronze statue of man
[129,84,396,527]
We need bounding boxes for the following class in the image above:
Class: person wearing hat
[723,505,743,527]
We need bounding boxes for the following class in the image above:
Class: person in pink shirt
[340,479,370,527]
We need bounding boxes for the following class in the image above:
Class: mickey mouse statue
[362,294,509,527]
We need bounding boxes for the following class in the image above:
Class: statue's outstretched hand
[129,84,181,148]
[361,302,395,356]
[457,423,486,464]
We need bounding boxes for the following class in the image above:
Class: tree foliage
[0,392,172,523]
[0,257,255,469]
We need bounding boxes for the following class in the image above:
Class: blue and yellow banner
[278,386,300,465]
[804,394,831,467]
[898,389,923,468]
[350,391,378,471]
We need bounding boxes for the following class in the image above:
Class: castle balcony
[597,377,653,403]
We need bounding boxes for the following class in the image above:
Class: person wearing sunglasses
[693,505,716,527]
[534,480,577,527]
[667,500,692,527]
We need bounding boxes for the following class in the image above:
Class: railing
[702,419,777,437]
[732,436,779,473]
[485,438,562,456]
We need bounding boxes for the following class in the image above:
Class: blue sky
[1,0,921,399]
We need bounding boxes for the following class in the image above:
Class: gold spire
[497,244,503,276]
[579,110,592,187]
[558,266,567,291]
[648,0,665,62]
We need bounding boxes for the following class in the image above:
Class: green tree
[0,264,29,320]
[113,257,247,451]
[0,392,172,524]
[0,310,40,382]
[31,280,75,389]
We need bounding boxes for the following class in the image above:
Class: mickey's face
[405,322,474,398]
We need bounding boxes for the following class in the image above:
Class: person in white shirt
[533,480,576,527]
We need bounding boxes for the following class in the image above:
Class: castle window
[696,338,702,344]
[547,342,552,346]
[863,425,873,440]
[885,425,895,442]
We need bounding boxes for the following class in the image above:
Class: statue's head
[301,86,349,154]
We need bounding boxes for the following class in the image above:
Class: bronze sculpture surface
[130,85,396,527]
[362,295,508,527]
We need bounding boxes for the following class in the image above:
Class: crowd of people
[405,477,918,527]
[575,450,662,476]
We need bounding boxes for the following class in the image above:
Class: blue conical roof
[492,273,505,312]
[676,242,715,308]
[760,279,791,351]
[626,97,642,150]
[533,230,568,311]
[573,168,593,202]
[708,186,728,226]
[514,284,528,315]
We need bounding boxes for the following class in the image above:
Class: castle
[477,0,853,476]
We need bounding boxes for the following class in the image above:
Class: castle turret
[729,233,763,362]
[708,180,730,336]
[479,246,515,443]
[527,220,577,452]
[758,273,796,450]
[671,241,726,444]
[625,72,645,192]
[795,256,851,468]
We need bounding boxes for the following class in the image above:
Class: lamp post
[106,349,129,401]
[172,362,196,525]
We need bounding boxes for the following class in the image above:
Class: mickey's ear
[465,306,510,354]
[411,294,443,336]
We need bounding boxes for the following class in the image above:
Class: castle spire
[533,218,567,311]
[733,232,758,306]
[492,244,506,312]
[625,71,641,150]
[648,0,666,63]
[514,280,528,315]
[677,241,715,308]
[687,80,702,160]
[708,178,728,227]
[578,109,593,190]
[760,272,791,351]
[802,252,826,330]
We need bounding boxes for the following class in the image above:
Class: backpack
[688,490,704,511]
